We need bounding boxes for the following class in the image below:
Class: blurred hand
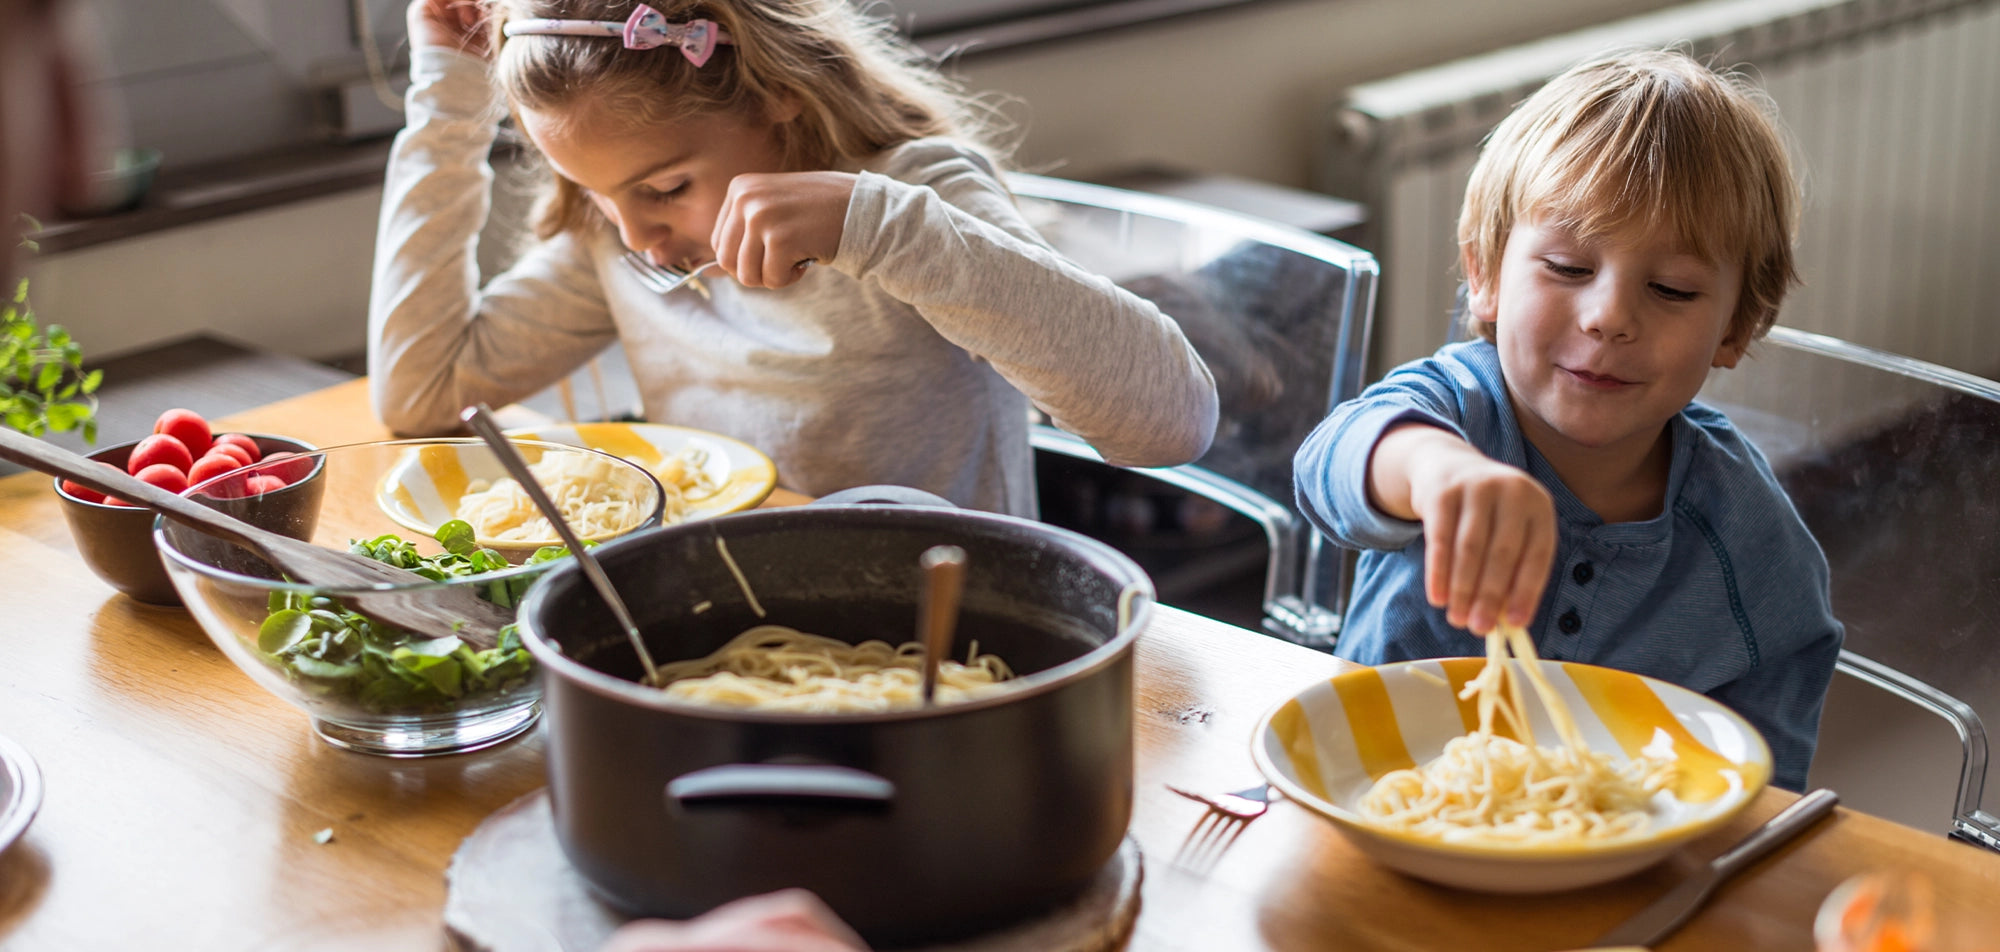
[1372,423,1556,635]
[710,171,855,289]
[407,0,489,58]
[599,889,872,952]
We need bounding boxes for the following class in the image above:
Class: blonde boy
[1294,49,1841,790]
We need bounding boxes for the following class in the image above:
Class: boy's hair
[1456,48,1800,347]
[489,0,1011,240]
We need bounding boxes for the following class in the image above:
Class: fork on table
[620,252,720,295]
[1168,782,1272,867]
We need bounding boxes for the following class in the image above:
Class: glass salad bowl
[154,438,665,756]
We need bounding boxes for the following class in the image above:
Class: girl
[371,0,1219,516]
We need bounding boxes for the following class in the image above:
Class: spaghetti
[651,625,1015,712]
[1359,623,1677,844]
[455,451,649,542]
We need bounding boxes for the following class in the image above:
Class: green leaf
[258,610,314,654]
[80,368,102,394]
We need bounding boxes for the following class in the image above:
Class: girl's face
[521,98,792,269]
[1466,213,1748,464]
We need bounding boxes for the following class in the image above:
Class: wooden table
[2,379,1997,951]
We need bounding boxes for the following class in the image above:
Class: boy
[1294,48,1841,791]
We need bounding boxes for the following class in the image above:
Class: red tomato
[245,474,288,496]
[103,496,137,507]
[259,451,314,485]
[60,479,106,504]
[128,434,194,475]
[187,453,245,488]
[134,463,190,494]
[211,432,262,463]
[204,442,254,467]
[153,408,213,458]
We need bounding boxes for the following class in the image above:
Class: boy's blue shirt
[1294,340,1842,791]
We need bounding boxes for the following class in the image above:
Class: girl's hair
[1456,48,1800,347]
[487,0,1011,240]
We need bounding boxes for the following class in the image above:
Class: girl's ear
[765,94,803,125]
[1460,246,1498,324]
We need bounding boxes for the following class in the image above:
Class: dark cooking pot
[515,488,1154,946]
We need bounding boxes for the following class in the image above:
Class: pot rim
[517,504,1156,723]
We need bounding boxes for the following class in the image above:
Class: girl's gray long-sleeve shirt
[369,48,1218,517]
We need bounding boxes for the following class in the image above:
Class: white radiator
[1317,0,2000,380]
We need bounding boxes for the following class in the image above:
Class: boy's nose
[1578,283,1640,341]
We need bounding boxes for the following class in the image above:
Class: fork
[1168,782,1272,868]
[620,252,720,295]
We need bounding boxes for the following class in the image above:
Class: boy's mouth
[1563,366,1635,388]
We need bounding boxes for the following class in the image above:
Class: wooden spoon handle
[917,544,967,704]
[0,426,272,553]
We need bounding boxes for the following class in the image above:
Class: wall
[29,0,1678,364]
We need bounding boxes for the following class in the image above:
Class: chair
[1696,326,1998,851]
[1005,173,1379,647]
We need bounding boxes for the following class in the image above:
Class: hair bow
[622,6,730,66]
[501,5,734,67]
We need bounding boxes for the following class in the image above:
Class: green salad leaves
[254,519,570,713]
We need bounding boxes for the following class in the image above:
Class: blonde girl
[370,0,1218,515]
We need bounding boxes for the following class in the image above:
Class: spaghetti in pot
[1359,623,1677,844]
[650,626,1015,712]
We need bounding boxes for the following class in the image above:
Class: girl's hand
[1372,423,1557,636]
[711,171,857,289]
[408,0,489,58]
[599,889,872,952]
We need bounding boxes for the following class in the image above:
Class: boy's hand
[711,171,856,289]
[1371,423,1557,635]
[408,0,489,58]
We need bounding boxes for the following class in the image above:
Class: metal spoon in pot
[917,545,967,705]
[460,405,662,687]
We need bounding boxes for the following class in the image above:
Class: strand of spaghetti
[652,624,1015,711]
[714,535,765,618]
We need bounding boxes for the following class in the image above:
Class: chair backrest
[1005,174,1380,646]
[1698,326,1998,849]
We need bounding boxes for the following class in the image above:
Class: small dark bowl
[53,433,323,605]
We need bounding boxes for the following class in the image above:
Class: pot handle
[666,763,896,805]
[810,485,956,508]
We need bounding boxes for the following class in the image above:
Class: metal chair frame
[1006,173,1379,648]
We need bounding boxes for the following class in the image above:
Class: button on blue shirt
[1294,341,1842,790]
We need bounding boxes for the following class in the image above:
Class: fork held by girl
[368,0,1219,517]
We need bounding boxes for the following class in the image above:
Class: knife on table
[1589,788,1841,949]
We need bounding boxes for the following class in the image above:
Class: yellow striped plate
[1252,658,1771,892]
[504,423,777,522]
[375,438,665,560]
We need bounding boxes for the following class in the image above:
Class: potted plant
[2,228,100,439]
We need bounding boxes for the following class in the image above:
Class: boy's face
[1466,213,1747,462]
[522,99,793,272]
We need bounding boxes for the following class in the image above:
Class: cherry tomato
[187,453,245,489]
[60,479,106,503]
[211,432,262,463]
[103,496,137,507]
[204,442,254,467]
[128,434,194,475]
[153,408,213,458]
[245,474,289,496]
[259,451,314,485]
[134,463,190,494]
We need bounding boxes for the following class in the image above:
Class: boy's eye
[1542,261,1591,279]
[1651,282,1699,302]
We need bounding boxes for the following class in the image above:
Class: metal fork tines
[1169,782,1272,869]
[620,252,718,295]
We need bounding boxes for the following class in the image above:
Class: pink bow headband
[501,5,734,67]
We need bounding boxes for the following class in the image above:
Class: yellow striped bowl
[503,423,777,523]
[1252,658,1771,892]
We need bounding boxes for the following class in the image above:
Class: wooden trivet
[445,788,1142,952]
